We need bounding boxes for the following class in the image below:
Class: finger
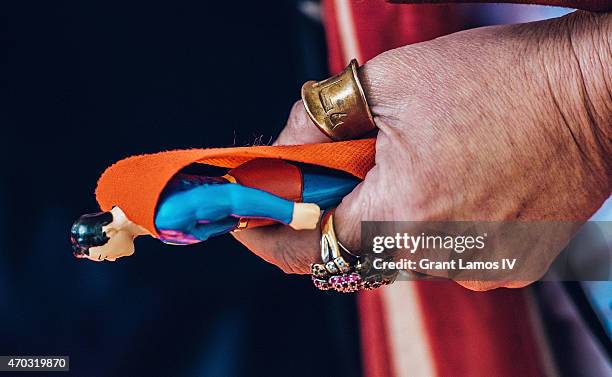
[232,165,384,273]
[455,280,531,291]
[332,165,383,252]
[274,100,331,146]
[231,225,320,274]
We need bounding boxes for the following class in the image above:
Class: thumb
[274,100,331,146]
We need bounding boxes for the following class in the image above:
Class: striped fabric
[320,1,560,375]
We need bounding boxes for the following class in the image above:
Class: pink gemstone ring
[310,209,397,293]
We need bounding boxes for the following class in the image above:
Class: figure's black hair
[70,211,113,257]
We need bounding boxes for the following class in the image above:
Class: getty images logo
[372,232,488,254]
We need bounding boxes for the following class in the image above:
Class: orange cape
[96,139,376,237]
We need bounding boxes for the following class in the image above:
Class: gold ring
[320,211,352,274]
[301,59,376,141]
[311,210,398,292]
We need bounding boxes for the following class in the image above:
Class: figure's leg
[302,171,359,209]
[156,189,240,244]
[155,174,239,244]
[155,172,303,243]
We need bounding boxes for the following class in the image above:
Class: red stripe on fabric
[322,1,547,376]
[358,290,395,377]
[322,0,347,74]
[348,0,464,62]
[416,282,545,377]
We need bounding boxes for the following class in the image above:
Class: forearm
[566,11,611,180]
[388,0,612,12]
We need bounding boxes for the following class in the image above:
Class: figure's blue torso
[155,167,359,244]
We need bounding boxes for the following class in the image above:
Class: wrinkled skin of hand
[233,11,611,290]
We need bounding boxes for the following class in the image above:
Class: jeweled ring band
[312,211,359,292]
[301,59,376,141]
[311,210,397,293]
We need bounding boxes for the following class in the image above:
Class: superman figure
[71,158,359,262]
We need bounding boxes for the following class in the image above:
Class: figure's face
[70,210,136,262]
[86,228,135,261]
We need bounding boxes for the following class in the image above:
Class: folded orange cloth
[96,139,376,237]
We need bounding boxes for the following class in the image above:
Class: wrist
[531,11,611,190]
[566,11,611,180]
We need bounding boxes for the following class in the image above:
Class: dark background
[2,1,362,376]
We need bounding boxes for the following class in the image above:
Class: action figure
[71,158,359,261]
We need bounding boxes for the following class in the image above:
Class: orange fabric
[96,139,376,237]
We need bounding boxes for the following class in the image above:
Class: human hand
[233,11,611,290]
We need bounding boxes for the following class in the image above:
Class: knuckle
[456,280,503,291]
[287,100,307,128]
[502,281,533,289]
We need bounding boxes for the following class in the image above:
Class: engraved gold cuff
[301,59,376,141]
